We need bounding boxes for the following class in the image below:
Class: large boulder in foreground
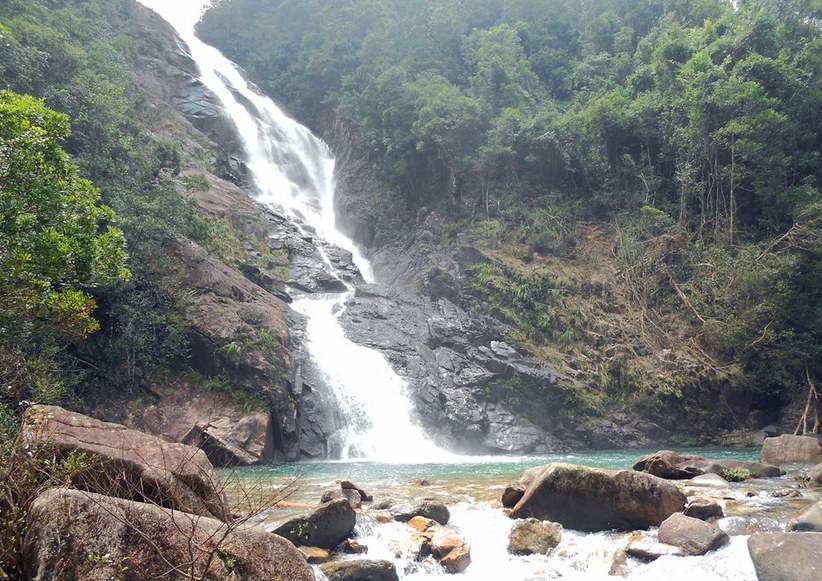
[658,513,729,555]
[273,499,356,549]
[761,435,822,465]
[23,488,313,581]
[509,463,686,532]
[633,450,783,479]
[748,532,822,581]
[17,405,229,521]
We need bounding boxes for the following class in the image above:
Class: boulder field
[15,405,313,580]
[13,404,822,580]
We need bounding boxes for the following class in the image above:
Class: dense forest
[0,0,246,441]
[200,0,822,418]
[1,0,821,443]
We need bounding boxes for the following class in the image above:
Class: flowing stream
[135,2,802,579]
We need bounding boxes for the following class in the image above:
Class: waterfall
[137,0,451,462]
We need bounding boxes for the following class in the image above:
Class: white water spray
[137,0,451,461]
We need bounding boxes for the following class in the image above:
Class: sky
[135,0,213,33]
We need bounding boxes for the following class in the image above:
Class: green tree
[0,90,129,408]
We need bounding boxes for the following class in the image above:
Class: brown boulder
[430,526,472,574]
[748,532,822,581]
[510,463,686,532]
[393,500,450,525]
[658,513,729,556]
[408,516,438,532]
[23,488,313,581]
[508,518,562,555]
[501,465,549,508]
[320,559,400,581]
[273,498,356,549]
[634,450,783,479]
[684,498,724,520]
[17,405,229,520]
[761,435,822,465]
[298,546,331,563]
[321,487,363,508]
[341,479,373,501]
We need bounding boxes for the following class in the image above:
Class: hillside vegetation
[0,0,268,439]
[200,0,822,427]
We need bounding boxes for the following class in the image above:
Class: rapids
[227,450,815,581]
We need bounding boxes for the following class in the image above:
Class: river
[224,448,813,581]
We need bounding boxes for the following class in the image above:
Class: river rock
[507,518,562,555]
[321,488,362,508]
[429,526,472,574]
[336,539,369,554]
[273,499,356,549]
[320,559,400,581]
[788,500,822,532]
[23,488,313,581]
[341,479,373,501]
[393,500,450,525]
[658,513,729,555]
[748,532,822,581]
[509,463,686,532]
[761,435,822,464]
[17,405,229,521]
[633,450,783,479]
[501,465,548,508]
[684,498,724,520]
[408,516,438,532]
[298,546,331,563]
[810,462,822,484]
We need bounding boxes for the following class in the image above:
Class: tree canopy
[201,0,822,407]
[0,90,129,342]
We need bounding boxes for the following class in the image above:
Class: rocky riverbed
[12,405,822,580]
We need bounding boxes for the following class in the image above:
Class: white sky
[135,0,213,33]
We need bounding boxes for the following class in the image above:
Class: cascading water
[136,0,450,462]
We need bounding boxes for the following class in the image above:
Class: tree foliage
[201,0,822,402]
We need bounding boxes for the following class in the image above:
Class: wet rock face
[338,277,573,455]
